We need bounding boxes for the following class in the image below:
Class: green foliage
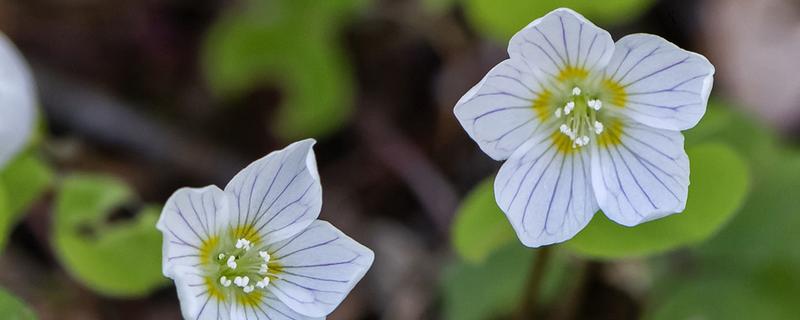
[566,143,749,259]
[646,276,795,320]
[0,288,36,320]
[442,244,576,320]
[0,151,54,252]
[442,244,534,320]
[696,150,800,271]
[52,175,166,297]
[684,100,778,164]
[451,177,515,263]
[0,152,54,219]
[204,0,366,140]
[0,186,11,252]
[463,0,655,41]
[646,100,800,318]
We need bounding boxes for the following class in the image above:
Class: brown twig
[356,107,458,236]
[32,64,247,185]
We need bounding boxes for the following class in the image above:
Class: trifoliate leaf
[203,0,365,140]
[52,174,166,297]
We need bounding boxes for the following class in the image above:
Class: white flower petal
[0,33,36,168]
[267,220,373,318]
[454,59,553,160]
[508,8,615,77]
[591,120,689,226]
[172,265,231,320]
[224,139,322,245]
[603,34,715,131]
[157,185,230,278]
[494,131,599,247]
[229,292,324,320]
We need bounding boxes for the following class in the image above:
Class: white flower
[0,32,36,168]
[453,8,714,247]
[157,139,374,319]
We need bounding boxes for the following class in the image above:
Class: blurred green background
[0,0,799,319]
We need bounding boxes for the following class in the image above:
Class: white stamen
[218,253,225,260]
[555,108,562,118]
[581,136,590,145]
[594,121,604,134]
[233,276,250,287]
[243,285,255,293]
[572,87,582,96]
[259,251,271,262]
[564,101,575,114]
[259,263,269,275]
[559,124,569,134]
[226,256,237,269]
[256,278,270,288]
[588,99,603,110]
[220,276,232,287]
[235,238,252,251]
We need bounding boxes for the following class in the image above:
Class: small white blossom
[454,8,714,247]
[158,140,374,319]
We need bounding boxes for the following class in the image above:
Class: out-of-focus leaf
[53,175,166,297]
[204,0,365,140]
[566,143,749,259]
[0,288,36,320]
[695,150,800,272]
[645,275,797,320]
[452,176,516,263]
[684,100,778,164]
[442,244,532,320]
[442,245,576,320]
[0,185,11,251]
[464,0,655,42]
[0,151,54,218]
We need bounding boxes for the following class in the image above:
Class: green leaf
[52,174,166,297]
[645,276,797,320]
[442,244,533,320]
[694,149,800,272]
[452,176,516,263]
[684,100,778,164]
[464,0,655,42]
[442,245,577,320]
[0,152,54,219]
[566,143,749,259]
[203,0,365,140]
[0,288,36,320]
[0,185,12,252]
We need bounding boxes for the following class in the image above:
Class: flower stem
[514,247,552,320]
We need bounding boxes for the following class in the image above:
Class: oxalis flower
[454,8,714,247]
[158,139,374,319]
[0,32,36,168]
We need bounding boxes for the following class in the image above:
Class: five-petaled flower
[158,139,374,319]
[454,8,714,247]
[0,32,36,168]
